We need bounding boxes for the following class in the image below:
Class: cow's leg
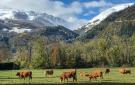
[95,77,97,81]
[19,76,22,80]
[66,78,68,82]
[29,77,31,80]
[60,78,62,82]
[30,76,32,80]
[19,77,21,80]
[74,76,77,82]
[100,76,103,81]
[45,73,47,77]
[89,77,91,81]
[63,78,65,82]
[60,77,63,82]
[23,77,25,84]
[28,77,30,84]
[100,75,103,79]
[75,78,77,82]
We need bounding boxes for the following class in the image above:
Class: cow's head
[16,72,20,76]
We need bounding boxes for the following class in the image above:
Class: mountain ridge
[0,9,72,30]
[78,3,134,34]
[78,4,135,41]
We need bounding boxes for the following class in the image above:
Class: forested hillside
[79,5,135,40]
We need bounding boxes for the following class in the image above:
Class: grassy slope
[0,68,135,84]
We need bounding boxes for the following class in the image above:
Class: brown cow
[87,70,103,80]
[45,69,54,76]
[88,74,97,80]
[60,69,77,82]
[119,68,131,75]
[16,70,32,80]
[105,68,110,74]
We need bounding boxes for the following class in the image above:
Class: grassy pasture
[0,68,135,85]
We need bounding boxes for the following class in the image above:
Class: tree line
[2,34,135,69]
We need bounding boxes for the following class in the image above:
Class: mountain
[0,9,71,30]
[0,25,78,55]
[31,25,79,41]
[0,22,78,43]
[78,3,134,34]
[0,9,79,48]
[78,4,135,40]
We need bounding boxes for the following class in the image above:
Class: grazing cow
[119,68,131,75]
[16,70,32,80]
[60,69,77,82]
[105,68,110,74]
[45,69,54,76]
[88,74,97,80]
[87,70,103,80]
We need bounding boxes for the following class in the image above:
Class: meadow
[0,68,135,85]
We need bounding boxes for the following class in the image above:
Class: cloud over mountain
[0,0,124,30]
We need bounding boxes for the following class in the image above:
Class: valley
[0,1,135,84]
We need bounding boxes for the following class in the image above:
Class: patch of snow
[85,3,134,31]
[28,16,35,20]
[89,3,133,25]
[0,9,14,19]
[9,27,31,33]
[2,28,9,31]
[0,9,71,29]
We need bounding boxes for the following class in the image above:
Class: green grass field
[0,68,135,85]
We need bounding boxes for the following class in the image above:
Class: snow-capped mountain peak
[84,3,134,32]
[0,9,71,30]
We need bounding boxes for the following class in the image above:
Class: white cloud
[1,0,79,15]
[84,11,96,16]
[0,0,88,30]
[66,16,88,29]
[0,0,114,30]
[84,0,114,8]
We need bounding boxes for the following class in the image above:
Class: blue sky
[58,0,134,20]
[0,0,134,29]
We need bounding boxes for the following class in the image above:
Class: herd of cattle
[16,68,131,82]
